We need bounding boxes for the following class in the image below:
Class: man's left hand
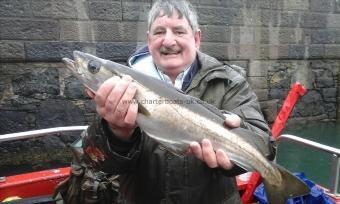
[189,113,241,170]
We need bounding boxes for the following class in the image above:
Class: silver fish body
[63,51,310,204]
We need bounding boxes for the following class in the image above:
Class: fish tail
[263,165,310,204]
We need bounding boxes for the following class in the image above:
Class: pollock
[63,51,310,204]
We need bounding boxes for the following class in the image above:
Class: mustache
[159,46,181,54]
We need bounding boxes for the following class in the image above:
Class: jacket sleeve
[82,117,144,174]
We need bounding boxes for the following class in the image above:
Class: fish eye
[87,60,101,74]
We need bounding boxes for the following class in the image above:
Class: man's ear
[147,31,150,45]
[194,30,201,49]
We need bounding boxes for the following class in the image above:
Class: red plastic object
[0,167,70,201]
[239,82,307,203]
[271,83,307,139]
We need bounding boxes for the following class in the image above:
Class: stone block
[254,27,269,44]
[246,0,278,9]
[288,45,305,59]
[0,42,25,61]
[282,0,309,11]
[37,99,86,128]
[200,25,231,43]
[122,2,151,21]
[95,21,147,42]
[322,88,337,99]
[300,13,328,28]
[325,45,340,59]
[264,45,288,60]
[278,11,300,27]
[232,27,255,44]
[269,70,291,89]
[95,42,138,61]
[259,99,278,122]
[60,21,95,41]
[25,42,95,61]
[194,0,243,7]
[311,30,337,44]
[279,28,303,44]
[247,76,267,89]
[336,0,340,13]
[243,9,278,27]
[63,76,87,99]
[296,90,325,116]
[88,1,121,20]
[253,89,269,101]
[226,60,249,71]
[200,42,229,60]
[268,88,289,100]
[327,14,340,28]
[313,69,335,88]
[308,45,325,59]
[310,0,334,13]
[327,103,337,119]
[248,61,268,77]
[31,0,77,18]
[197,7,243,26]
[233,45,266,60]
[0,0,31,17]
[0,20,59,40]
[11,68,60,96]
[0,110,35,134]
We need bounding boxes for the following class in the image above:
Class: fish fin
[263,164,310,204]
[159,143,187,157]
[232,159,255,172]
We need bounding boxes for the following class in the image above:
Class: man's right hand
[93,75,138,141]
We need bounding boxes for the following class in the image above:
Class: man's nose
[162,31,176,47]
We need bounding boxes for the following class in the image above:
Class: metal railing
[0,126,89,142]
[279,134,340,196]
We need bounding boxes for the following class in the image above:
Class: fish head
[62,51,113,93]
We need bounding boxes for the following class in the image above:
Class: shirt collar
[155,65,192,90]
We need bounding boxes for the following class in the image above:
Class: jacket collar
[127,46,232,92]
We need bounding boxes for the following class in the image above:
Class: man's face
[147,11,201,77]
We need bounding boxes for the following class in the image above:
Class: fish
[62,51,310,204]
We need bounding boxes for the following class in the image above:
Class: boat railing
[0,126,89,143]
[279,134,340,196]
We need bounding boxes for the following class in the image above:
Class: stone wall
[0,0,339,174]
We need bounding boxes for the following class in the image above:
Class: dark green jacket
[83,51,275,204]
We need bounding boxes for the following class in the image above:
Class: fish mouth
[62,57,76,71]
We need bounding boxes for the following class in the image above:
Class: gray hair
[148,0,200,33]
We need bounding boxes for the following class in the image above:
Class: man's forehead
[151,10,191,28]
[157,9,184,20]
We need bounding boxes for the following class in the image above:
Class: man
[83,0,275,203]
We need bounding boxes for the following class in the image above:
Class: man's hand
[88,76,138,141]
[189,113,242,170]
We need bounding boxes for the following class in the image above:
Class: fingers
[189,142,203,160]
[216,149,234,170]
[111,82,136,121]
[202,139,218,168]
[123,99,138,126]
[95,76,119,107]
[104,76,132,115]
[224,113,241,128]
[94,75,138,139]
[189,139,234,170]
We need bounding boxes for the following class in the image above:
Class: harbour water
[277,122,340,191]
